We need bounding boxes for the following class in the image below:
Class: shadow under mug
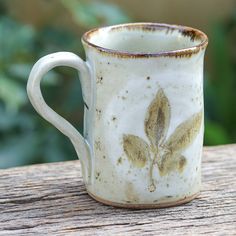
[27,23,208,208]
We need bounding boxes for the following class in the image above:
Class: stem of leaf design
[145,89,170,190]
[148,150,158,192]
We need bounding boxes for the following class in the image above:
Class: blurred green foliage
[61,0,130,27]
[0,0,130,168]
[204,12,236,145]
[0,1,235,168]
[0,15,81,168]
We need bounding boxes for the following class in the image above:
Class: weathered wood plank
[0,145,235,235]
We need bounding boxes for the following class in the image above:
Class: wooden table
[0,145,235,235]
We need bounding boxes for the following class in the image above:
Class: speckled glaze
[27,23,208,208]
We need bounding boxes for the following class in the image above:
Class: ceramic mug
[27,23,208,208]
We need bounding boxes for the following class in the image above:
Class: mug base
[87,190,200,209]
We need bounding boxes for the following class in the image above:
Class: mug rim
[82,22,208,58]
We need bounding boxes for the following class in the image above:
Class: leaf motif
[158,154,187,176]
[164,110,203,154]
[145,88,170,149]
[123,134,150,168]
[178,155,187,172]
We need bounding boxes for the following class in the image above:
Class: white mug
[27,23,208,208]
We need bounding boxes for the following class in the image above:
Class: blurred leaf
[62,78,83,113]
[204,10,236,145]
[61,0,130,27]
[204,119,231,145]
[42,70,62,86]
[0,1,7,15]
[7,63,32,80]
[0,132,39,168]
[0,107,35,132]
[210,23,235,125]
[0,17,35,62]
[41,128,76,163]
[7,62,62,86]
[36,27,80,55]
[0,74,27,112]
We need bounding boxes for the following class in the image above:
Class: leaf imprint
[164,110,203,155]
[123,87,203,192]
[158,154,187,176]
[123,135,150,168]
[145,88,170,150]
[145,88,170,189]
[157,110,202,176]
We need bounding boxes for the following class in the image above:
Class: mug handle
[27,52,92,183]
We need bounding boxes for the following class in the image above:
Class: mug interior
[83,23,208,56]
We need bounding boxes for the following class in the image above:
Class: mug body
[82,23,208,208]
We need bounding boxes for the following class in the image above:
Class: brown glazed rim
[82,22,208,58]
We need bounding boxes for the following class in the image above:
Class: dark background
[0,0,235,168]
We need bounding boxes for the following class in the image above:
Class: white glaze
[27,23,208,207]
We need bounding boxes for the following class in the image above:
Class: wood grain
[0,145,235,235]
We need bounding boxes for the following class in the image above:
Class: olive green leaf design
[123,135,150,168]
[145,88,170,152]
[123,88,203,192]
